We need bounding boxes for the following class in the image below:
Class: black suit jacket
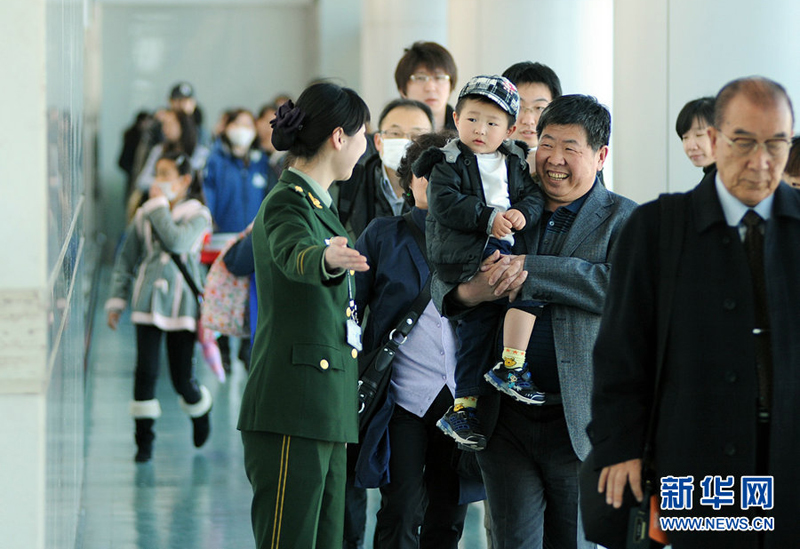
[591,172,800,548]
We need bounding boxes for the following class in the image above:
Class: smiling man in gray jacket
[435,94,637,549]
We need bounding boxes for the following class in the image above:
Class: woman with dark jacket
[354,131,484,549]
[237,82,371,549]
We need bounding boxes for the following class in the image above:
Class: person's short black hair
[785,136,800,177]
[675,97,714,138]
[394,41,457,95]
[714,76,794,129]
[536,94,610,151]
[397,130,457,206]
[502,61,562,101]
[378,99,434,130]
[455,94,516,129]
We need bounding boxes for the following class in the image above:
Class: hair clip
[271,100,305,133]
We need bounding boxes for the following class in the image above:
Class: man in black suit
[591,76,799,548]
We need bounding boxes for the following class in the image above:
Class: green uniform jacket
[238,169,359,443]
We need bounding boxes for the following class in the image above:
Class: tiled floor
[77,269,488,548]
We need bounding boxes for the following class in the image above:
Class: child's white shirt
[476,151,514,244]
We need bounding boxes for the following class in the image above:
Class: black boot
[192,412,211,448]
[134,419,155,463]
[180,386,212,448]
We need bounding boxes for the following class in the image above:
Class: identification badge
[347,317,362,352]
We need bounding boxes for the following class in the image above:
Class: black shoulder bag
[579,193,685,549]
[170,252,203,305]
[357,212,430,433]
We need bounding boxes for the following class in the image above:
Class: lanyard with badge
[345,270,362,352]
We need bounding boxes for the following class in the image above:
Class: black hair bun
[270,100,305,151]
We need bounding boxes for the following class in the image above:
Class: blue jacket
[353,207,484,503]
[203,141,276,233]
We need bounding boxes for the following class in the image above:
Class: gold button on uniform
[351,349,358,359]
[320,359,329,370]
[346,308,352,318]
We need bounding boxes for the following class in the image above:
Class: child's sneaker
[436,405,487,451]
[485,362,546,405]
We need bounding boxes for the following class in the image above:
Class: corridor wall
[0,0,93,548]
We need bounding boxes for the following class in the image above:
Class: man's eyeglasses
[408,73,451,84]
[717,131,791,158]
[518,105,547,116]
[380,129,424,140]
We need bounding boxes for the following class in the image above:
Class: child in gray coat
[106,151,213,462]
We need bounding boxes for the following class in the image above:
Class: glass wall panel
[45,0,87,547]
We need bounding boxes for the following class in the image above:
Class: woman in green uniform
[238,82,370,548]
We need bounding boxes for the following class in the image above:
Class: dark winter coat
[414,138,543,285]
[335,153,411,241]
[591,172,800,548]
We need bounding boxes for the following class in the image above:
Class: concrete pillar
[0,0,48,547]
[316,0,363,90]
[0,0,87,546]
[447,0,614,184]
[614,0,800,204]
[360,0,449,120]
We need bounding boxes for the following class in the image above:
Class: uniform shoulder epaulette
[307,192,323,209]
[290,182,323,208]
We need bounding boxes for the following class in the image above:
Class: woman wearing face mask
[203,108,277,234]
[237,82,371,549]
[106,151,213,463]
[335,99,434,241]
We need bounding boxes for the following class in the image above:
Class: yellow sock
[454,396,478,411]
[502,347,526,369]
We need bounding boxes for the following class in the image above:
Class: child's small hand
[149,182,164,200]
[492,213,513,239]
[108,310,121,330]
[504,209,526,231]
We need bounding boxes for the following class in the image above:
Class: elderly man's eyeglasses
[717,131,791,158]
[409,73,451,84]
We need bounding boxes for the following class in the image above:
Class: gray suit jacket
[435,181,637,460]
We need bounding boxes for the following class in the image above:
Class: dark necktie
[741,210,772,413]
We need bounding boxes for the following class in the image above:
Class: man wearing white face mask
[336,99,433,240]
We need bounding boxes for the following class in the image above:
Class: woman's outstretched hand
[324,236,369,273]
